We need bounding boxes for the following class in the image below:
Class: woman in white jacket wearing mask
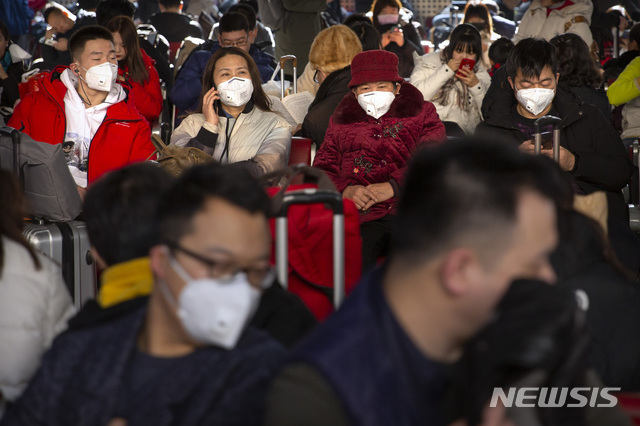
[171,47,291,181]
[0,170,74,417]
[410,24,491,135]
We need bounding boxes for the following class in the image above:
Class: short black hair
[96,0,137,27]
[83,163,174,266]
[69,25,115,61]
[157,164,271,246]
[488,37,514,65]
[348,22,381,51]
[506,37,559,81]
[391,138,561,266]
[43,3,66,23]
[219,11,251,34]
[159,0,181,8]
[228,3,257,29]
[550,33,602,88]
[442,24,483,63]
[342,13,372,27]
[78,0,100,11]
[630,22,640,48]
[0,21,9,42]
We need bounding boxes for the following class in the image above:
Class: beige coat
[513,0,593,46]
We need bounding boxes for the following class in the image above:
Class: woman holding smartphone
[170,47,291,181]
[410,24,490,135]
[106,16,163,128]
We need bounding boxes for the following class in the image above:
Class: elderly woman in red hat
[313,49,446,270]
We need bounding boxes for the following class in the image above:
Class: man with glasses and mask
[476,37,632,224]
[0,163,286,426]
[8,25,154,199]
[171,12,275,117]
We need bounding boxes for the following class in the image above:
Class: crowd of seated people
[3,0,640,424]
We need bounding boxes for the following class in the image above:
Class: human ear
[439,248,477,297]
[149,245,170,281]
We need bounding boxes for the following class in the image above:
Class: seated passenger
[0,170,74,417]
[297,25,363,148]
[105,16,163,127]
[476,38,632,223]
[370,0,423,78]
[171,12,275,116]
[0,21,30,116]
[42,2,97,67]
[513,0,593,46]
[462,1,498,67]
[608,54,640,149]
[265,138,559,426]
[0,164,286,425]
[210,2,275,57]
[487,36,513,76]
[410,24,490,135]
[312,50,445,270]
[8,25,154,195]
[149,0,203,43]
[170,47,290,180]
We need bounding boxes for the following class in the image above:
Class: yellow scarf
[98,257,154,308]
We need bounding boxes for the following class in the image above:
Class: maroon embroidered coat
[313,82,446,223]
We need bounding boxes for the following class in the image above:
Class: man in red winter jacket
[9,25,154,198]
[312,50,446,271]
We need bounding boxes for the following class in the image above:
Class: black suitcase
[0,126,97,308]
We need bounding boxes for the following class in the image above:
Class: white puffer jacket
[410,51,490,135]
[0,237,74,412]
[513,0,593,46]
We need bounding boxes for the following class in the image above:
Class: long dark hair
[550,33,602,89]
[105,16,149,84]
[0,169,40,278]
[462,2,493,36]
[370,0,402,25]
[197,47,271,113]
[441,24,483,63]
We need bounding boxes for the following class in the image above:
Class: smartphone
[43,37,57,47]
[456,58,476,76]
[539,131,553,150]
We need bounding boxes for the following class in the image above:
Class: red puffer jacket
[313,82,446,223]
[118,49,163,126]
[9,66,154,185]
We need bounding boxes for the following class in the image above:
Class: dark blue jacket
[1,304,286,426]
[291,267,448,425]
[170,43,275,114]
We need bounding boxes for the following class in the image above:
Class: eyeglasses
[221,37,249,48]
[168,242,275,289]
[313,69,321,84]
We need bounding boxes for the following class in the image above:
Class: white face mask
[515,87,555,116]
[78,62,118,92]
[357,90,396,119]
[217,77,254,107]
[161,255,261,349]
[378,14,399,25]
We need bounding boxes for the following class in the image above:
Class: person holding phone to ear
[170,47,291,184]
[410,24,490,135]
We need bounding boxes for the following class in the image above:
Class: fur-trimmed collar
[333,81,424,125]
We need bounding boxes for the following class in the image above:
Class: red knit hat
[348,50,404,88]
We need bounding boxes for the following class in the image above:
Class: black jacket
[476,86,632,221]
[1,61,25,109]
[375,21,423,78]
[566,84,612,124]
[149,12,203,43]
[298,66,351,148]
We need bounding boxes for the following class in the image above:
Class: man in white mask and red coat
[312,49,446,271]
[476,37,632,224]
[8,25,154,199]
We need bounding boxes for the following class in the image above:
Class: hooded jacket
[313,82,446,223]
[513,0,593,46]
[8,66,154,185]
[475,86,632,221]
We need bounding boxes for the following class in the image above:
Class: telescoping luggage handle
[275,188,346,308]
[0,126,20,176]
[534,115,562,162]
[279,55,297,99]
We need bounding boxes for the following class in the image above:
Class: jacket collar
[310,66,351,109]
[333,81,424,125]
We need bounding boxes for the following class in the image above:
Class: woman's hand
[388,27,405,46]
[202,87,220,126]
[456,67,480,87]
[447,58,462,73]
[343,185,378,211]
